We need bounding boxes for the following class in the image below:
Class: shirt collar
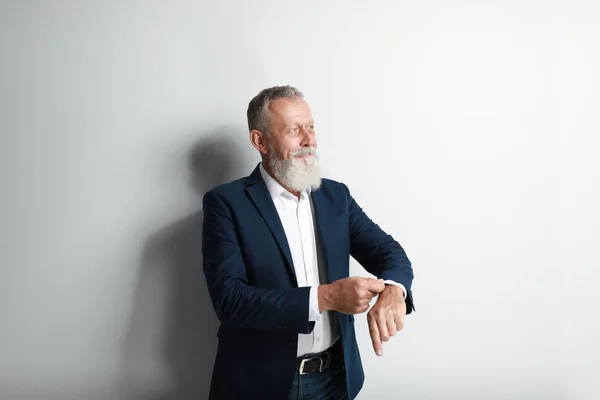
[259,162,308,201]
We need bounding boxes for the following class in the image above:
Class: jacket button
[288,341,296,347]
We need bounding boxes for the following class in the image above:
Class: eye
[289,126,299,135]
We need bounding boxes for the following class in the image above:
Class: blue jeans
[288,350,348,400]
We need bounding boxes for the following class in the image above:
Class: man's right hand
[317,277,385,314]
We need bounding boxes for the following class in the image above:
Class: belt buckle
[298,356,324,375]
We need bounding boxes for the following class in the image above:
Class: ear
[249,129,269,155]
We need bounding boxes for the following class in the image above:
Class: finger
[394,312,405,332]
[357,304,369,314]
[368,313,382,356]
[364,279,385,294]
[387,313,398,337]
[358,297,372,306]
[377,311,390,343]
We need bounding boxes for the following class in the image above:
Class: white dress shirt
[259,164,406,357]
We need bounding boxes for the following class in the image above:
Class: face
[265,97,317,160]
[250,97,322,192]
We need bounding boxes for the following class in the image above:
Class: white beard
[268,146,322,193]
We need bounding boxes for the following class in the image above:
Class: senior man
[202,85,415,399]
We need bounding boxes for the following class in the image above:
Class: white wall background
[1,1,599,399]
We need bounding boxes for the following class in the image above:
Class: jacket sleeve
[202,190,315,333]
[343,184,416,314]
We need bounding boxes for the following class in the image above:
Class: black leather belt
[295,340,342,375]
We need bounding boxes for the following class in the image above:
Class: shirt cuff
[308,286,321,322]
[383,280,407,299]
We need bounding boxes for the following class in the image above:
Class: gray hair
[247,85,304,136]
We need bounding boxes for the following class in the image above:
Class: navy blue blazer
[202,164,414,400]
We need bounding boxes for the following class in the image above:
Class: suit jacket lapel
[310,188,337,284]
[245,165,297,285]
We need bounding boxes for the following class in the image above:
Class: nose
[300,127,316,147]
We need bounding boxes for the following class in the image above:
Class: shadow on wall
[119,131,249,400]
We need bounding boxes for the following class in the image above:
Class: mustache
[290,147,318,156]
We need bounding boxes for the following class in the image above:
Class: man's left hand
[367,284,406,356]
